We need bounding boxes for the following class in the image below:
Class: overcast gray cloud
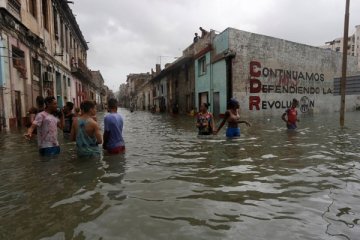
[71,0,360,91]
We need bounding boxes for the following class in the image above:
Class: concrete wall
[228,28,359,116]
[214,29,229,54]
[20,0,41,37]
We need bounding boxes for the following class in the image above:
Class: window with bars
[334,76,360,95]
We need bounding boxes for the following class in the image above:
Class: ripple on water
[1,110,360,240]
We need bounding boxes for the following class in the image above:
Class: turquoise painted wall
[212,60,227,113]
[195,52,211,109]
[195,28,230,113]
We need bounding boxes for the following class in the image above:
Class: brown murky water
[0,109,359,240]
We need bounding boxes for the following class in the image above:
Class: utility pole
[340,0,350,127]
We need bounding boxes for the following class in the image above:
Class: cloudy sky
[71,0,360,91]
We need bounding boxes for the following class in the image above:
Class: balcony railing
[71,58,92,82]
[8,0,21,16]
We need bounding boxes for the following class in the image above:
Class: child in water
[196,103,216,135]
[282,98,299,130]
[215,98,251,138]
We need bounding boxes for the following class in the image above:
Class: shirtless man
[215,98,251,138]
[70,100,102,157]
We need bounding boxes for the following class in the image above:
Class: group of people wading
[24,97,125,157]
[196,98,299,138]
[24,95,299,157]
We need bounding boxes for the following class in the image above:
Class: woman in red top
[282,98,299,130]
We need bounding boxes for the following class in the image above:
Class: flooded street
[1,109,360,240]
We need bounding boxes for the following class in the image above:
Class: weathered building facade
[118,83,129,108]
[121,58,196,115]
[121,27,359,117]
[126,72,152,110]
[193,28,359,116]
[0,0,107,130]
[166,57,195,114]
[91,70,107,110]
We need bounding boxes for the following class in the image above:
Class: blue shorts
[287,123,297,130]
[39,146,60,156]
[226,127,240,138]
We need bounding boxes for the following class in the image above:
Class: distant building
[322,25,360,68]
[126,73,152,110]
[119,83,129,108]
[91,70,107,110]
[150,57,195,114]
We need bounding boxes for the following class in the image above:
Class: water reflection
[0,110,359,239]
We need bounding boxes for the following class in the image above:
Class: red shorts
[107,145,125,154]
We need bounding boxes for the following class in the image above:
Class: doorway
[198,92,208,110]
[213,92,220,117]
[56,72,63,107]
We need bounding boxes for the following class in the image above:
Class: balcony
[71,58,92,82]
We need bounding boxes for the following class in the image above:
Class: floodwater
[0,109,360,240]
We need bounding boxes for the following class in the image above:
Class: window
[29,0,37,18]
[32,58,41,78]
[68,78,71,87]
[42,0,48,30]
[12,46,24,65]
[198,56,206,75]
[60,19,64,49]
[53,7,58,39]
[336,47,340,52]
[63,76,67,93]
[334,76,360,95]
[12,46,26,78]
[65,26,68,53]
[8,0,21,15]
